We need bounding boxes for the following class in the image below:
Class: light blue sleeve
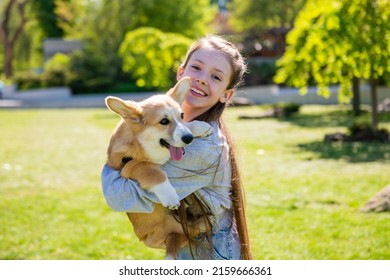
[101,164,160,212]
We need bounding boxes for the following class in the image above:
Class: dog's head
[105,77,194,164]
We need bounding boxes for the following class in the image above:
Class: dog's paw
[200,124,213,138]
[167,203,180,211]
[186,121,213,138]
[149,180,180,209]
[162,195,180,210]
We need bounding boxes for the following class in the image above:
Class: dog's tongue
[169,146,183,161]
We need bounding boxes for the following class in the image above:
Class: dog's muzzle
[160,134,193,161]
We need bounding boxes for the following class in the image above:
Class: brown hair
[178,34,252,260]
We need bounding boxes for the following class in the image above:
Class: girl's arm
[101,164,159,212]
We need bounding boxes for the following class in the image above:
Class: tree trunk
[0,0,29,79]
[3,42,13,79]
[352,76,361,116]
[370,73,378,131]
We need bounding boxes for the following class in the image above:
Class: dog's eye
[159,118,170,125]
[180,113,184,119]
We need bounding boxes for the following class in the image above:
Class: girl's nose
[196,76,208,85]
[192,70,207,85]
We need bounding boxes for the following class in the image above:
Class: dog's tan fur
[105,77,212,259]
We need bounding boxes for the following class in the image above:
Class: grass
[0,105,389,260]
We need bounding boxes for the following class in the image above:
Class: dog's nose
[182,134,193,144]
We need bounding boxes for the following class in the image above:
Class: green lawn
[0,105,389,260]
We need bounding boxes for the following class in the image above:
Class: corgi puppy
[105,77,213,259]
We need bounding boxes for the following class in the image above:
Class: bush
[14,72,43,90]
[67,50,121,94]
[106,82,149,93]
[119,27,192,90]
[276,102,301,117]
[42,53,72,87]
[42,69,69,87]
[245,61,277,86]
[348,121,389,142]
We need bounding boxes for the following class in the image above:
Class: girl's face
[177,47,234,121]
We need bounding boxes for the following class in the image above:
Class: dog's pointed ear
[105,96,144,125]
[167,76,191,105]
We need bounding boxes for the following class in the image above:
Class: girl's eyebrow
[193,59,227,77]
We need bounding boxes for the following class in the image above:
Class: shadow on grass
[287,109,354,128]
[298,140,390,162]
[286,108,390,129]
[288,107,390,162]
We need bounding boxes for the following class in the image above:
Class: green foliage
[13,71,43,90]
[54,0,92,39]
[229,0,305,33]
[133,0,215,38]
[348,119,389,141]
[2,0,218,92]
[42,53,71,87]
[42,69,67,88]
[119,27,192,89]
[1,0,37,78]
[49,0,215,93]
[13,19,44,73]
[276,102,301,117]
[274,0,390,103]
[44,53,70,71]
[105,82,143,94]
[66,50,115,94]
[15,50,74,89]
[246,61,277,85]
[31,0,64,37]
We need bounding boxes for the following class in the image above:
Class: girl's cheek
[187,69,197,77]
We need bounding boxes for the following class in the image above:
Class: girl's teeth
[191,88,206,96]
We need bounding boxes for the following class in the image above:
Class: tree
[119,27,192,89]
[274,0,390,131]
[54,0,92,39]
[81,0,137,83]
[229,0,306,33]
[0,0,31,78]
[31,0,64,38]
[64,0,214,89]
[132,0,214,38]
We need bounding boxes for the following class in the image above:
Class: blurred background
[1,0,307,93]
[1,0,389,126]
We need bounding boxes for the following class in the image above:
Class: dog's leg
[185,206,215,233]
[190,215,215,232]
[122,161,180,209]
[165,232,187,260]
[186,121,213,138]
[149,180,180,210]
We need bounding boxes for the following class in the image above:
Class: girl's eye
[212,75,222,81]
[191,65,201,70]
[160,118,170,125]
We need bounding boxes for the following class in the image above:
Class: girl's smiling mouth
[190,87,207,97]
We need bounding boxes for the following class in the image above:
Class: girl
[101,34,252,260]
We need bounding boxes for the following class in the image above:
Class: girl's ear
[219,89,235,103]
[176,66,184,81]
